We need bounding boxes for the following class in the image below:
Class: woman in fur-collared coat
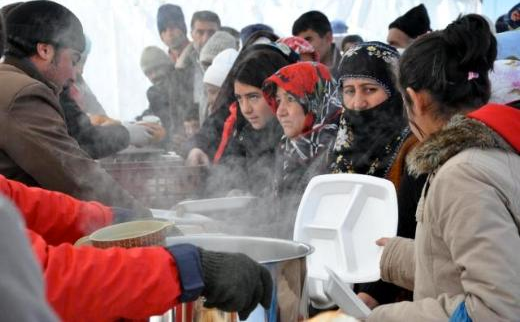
[369,14,520,321]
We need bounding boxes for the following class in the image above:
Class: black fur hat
[388,4,431,39]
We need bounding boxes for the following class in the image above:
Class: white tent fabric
[0,0,481,120]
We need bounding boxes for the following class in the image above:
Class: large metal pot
[158,235,313,322]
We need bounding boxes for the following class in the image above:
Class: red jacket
[0,175,182,321]
[213,102,238,163]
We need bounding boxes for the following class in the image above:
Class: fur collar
[407,114,514,176]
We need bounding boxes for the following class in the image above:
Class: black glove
[198,248,273,320]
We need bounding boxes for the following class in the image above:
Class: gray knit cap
[140,46,171,73]
[199,31,237,66]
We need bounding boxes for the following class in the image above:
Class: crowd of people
[0,0,519,321]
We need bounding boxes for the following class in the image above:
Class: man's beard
[42,56,65,92]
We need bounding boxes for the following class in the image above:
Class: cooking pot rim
[166,235,314,264]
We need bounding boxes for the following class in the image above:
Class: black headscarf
[329,42,409,177]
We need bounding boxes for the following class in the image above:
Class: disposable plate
[293,174,398,306]
[324,267,371,319]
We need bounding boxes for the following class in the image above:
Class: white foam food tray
[325,267,371,319]
[293,174,398,306]
[175,196,258,215]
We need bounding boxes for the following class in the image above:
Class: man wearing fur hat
[0,1,149,215]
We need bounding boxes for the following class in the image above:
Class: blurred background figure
[495,2,520,32]
[62,41,165,156]
[198,30,238,122]
[292,11,341,72]
[72,36,106,116]
[203,48,238,116]
[387,4,431,49]
[277,36,319,62]
[341,34,364,53]
[156,4,189,63]
[239,23,274,46]
[138,45,182,149]
[176,10,221,132]
[220,26,240,48]
[183,108,200,139]
[199,31,237,71]
[330,18,348,52]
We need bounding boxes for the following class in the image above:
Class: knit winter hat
[331,19,348,34]
[240,23,274,44]
[203,48,238,87]
[5,0,85,55]
[388,4,431,39]
[199,31,237,66]
[157,4,186,34]
[140,46,172,73]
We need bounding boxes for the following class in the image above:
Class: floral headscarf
[330,42,410,177]
[262,62,342,191]
[263,62,341,155]
[277,36,320,62]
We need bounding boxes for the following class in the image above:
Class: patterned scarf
[263,62,342,191]
[329,42,409,178]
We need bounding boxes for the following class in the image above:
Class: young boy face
[184,120,200,138]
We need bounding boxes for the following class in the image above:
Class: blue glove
[450,301,472,322]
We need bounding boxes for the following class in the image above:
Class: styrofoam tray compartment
[175,196,258,215]
[293,174,398,306]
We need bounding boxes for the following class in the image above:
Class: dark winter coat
[60,86,129,159]
[206,118,283,198]
[0,56,149,215]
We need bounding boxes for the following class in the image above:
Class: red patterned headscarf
[263,62,335,133]
[277,36,320,62]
